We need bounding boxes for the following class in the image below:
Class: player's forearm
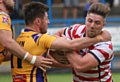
[3,39,33,62]
[3,39,25,58]
[70,35,103,50]
[66,52,86,72]
[0,30,33,63]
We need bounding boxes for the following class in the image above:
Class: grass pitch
[0,73,119,82]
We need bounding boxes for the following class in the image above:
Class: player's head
[85,3,110,38]
[0,0,15,13]
[23,2,50,34]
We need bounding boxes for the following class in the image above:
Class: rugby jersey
[64,24,114,82]
[11,29,56,82]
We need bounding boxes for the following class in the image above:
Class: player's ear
[35,18,42,26]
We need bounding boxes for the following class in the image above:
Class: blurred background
[0,0,120,82]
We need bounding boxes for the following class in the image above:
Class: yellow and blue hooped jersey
[11,29,56,82]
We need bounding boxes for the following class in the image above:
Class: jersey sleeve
[88,41,113,64]
[0,14,12,31]
[38,34,56,49]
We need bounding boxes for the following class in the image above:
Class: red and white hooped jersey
[64,24,114,82]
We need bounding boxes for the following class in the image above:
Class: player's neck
[25,26,36,32]
[0,5,9,14]
[25,26,40,33]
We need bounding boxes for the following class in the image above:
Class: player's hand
[100,30,111,41]
[34,56,53,72]
[54,33,66,38]
[54,28,66,37]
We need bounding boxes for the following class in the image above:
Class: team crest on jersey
[2,16,9,24]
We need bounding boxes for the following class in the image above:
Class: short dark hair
[87,3,110,18]
[22,1,49,25]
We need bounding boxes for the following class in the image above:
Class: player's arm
[0,30,32,60]
[0,30,52,71]
[51,28,111,51]
[50,34,100,51]
[66,51,98,72]
[66,43,113,72]
[50,33,110,51]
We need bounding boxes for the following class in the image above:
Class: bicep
[50,37,71,50]
[66,52,99,72]
[81,53,99,70]
[0,30,13,45]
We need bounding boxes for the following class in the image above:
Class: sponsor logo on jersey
[2,16,9,24]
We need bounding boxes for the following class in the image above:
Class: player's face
[85,13,105,38]
[40,12,50,34]
[3,0,15,13]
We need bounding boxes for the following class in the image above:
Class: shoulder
[65,24,85,31]
[0,11,10,18]
[95,41,112,47]
[94,41,113,54]
[65,24,86,34]
[0,11,9,16]
[40,34,56,40]
[89,41,113,63]
[0,11,11,24]
[64,24,86,39]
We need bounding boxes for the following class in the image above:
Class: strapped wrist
[30,56,36,64]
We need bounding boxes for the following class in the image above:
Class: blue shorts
[64,0,79,7]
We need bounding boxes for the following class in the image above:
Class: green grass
[47,73,120,82]
[47,73,72,82]
[0,73,119,82]
[0,73,12,82]
[112,73,120,82]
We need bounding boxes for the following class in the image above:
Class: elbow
[71,62,87,72]
[74,66,82,72]
[73,65,87,72]
[72,63,83,72]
